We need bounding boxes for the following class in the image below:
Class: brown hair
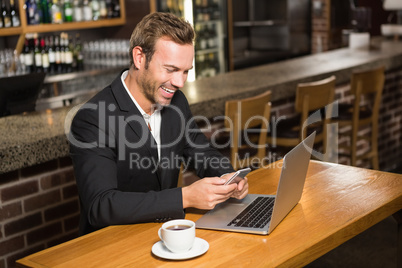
[129,12,195,69]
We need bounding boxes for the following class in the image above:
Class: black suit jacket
[69,70,234,235]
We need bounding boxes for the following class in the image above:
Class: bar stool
[224,90,271,170]
[335,66,385,170]
[267,76,336,159]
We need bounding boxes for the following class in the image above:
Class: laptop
[196,132,316,235]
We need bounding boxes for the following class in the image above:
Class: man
[69,12,248,235]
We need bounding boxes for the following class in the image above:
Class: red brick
[20,160,58,178]
[4,212,42,237]
[26,222,63,245]
[44,200,79,222]
[0,201,22,221]
[1,180,38,202]
[40,170,75,190]
[62,184,78,200]
[24,190,61,212]
[0,236,24,256]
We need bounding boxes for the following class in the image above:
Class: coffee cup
[158,219,195,253]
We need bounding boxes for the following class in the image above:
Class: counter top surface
[1,38,402,173]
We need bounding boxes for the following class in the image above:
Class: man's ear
[132,46,144,70]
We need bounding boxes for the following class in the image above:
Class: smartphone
[224,167,251,185]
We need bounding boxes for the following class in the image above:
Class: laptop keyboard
[227,196,275,229]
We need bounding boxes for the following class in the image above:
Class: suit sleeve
[69,105,185,233]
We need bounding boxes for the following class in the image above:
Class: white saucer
[152,237,209,260]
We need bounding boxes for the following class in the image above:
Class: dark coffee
[166,224,191,231]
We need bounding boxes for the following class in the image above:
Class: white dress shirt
[121,70,161,159]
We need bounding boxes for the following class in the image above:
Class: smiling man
[69,12,248,235]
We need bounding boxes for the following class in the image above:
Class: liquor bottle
[64,33,73,72]
[105,0,112,18]
[51,0,63,23]
[0,3,3,28]
[74,33,84,70]
[91,0,100,20]
[111,0,119,18]
[63,0,73,22]
[54,34,62,72]
[47,35,56,73]
[34,34,42,72]
[23,37,35,73]
[2,0,12,28]
[73,0,82,21]
[41,37,50,73]
[35,0,42,23]
[207,23,218,49]
[40,0,51,23]
[99,0,106,19]
[198,25,208,50]
[82,0,92,21]
[10,0,20,27]
[59,33,66,72]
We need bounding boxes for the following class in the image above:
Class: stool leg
[351,127,358,167]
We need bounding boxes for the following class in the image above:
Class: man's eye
[166,69,175,73]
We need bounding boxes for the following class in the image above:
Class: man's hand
[182,172,249,210]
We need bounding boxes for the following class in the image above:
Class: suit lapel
[159,104,185,188]
[111,71,160,184]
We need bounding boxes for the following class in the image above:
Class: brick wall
[0,158,79,268]
[311,0,331,53]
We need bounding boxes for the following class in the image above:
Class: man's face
[137,37,194,107]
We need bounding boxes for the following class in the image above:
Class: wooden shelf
[24,18,126,34]
[0,27,23,36]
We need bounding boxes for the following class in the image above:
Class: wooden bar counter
[16,161,402,267]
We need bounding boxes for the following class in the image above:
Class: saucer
[152,237,209,260]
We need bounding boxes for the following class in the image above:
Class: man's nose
[171,72,187,88]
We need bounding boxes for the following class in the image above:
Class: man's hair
[129,12,195,69]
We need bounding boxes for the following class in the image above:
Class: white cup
[158,219,196,253]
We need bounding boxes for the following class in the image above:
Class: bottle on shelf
[207,23,218,49]
[51,0,63,23]
[73,0,83,21]
[74,33,84,70]
[64,33,73,72]
[91,0,100,20]
[2,0,12,28]
[111,0,119,18]
[54,34,62,72]
[105,0,112,18]
[47,35,56,73]
[59,32,66,71]
[99,0,106,19]
[34,34,42,72]
[40,0,51,23]
[23,37,35,73]
[82,0,92,21]
[41,37,50,73]
[9,0,20,27]
[63,0,73,22]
